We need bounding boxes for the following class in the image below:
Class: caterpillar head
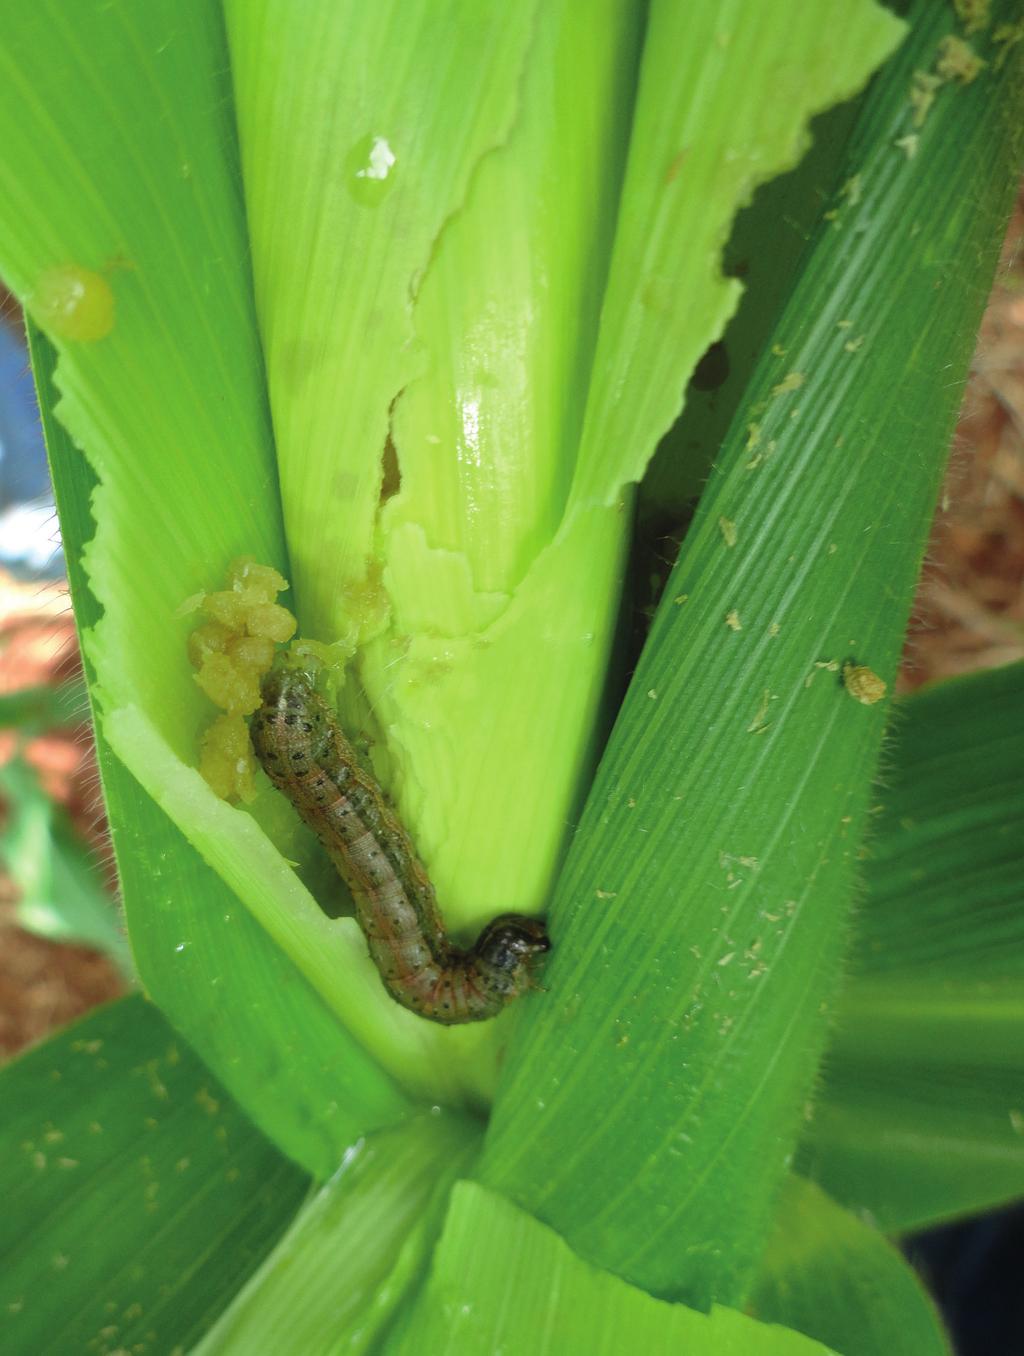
[259,665,315,710]
[251,666,330,778]
[472,914,550,997]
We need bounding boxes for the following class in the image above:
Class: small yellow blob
[194,651,262,715]
[227,634,276,671]
[894,133,920,159]
[910,70,942,127]
[936,35,985,84]
[842,662,887,706]
[200,715,258,804]
[187,556,297,799]
[229,556,288,601]
[953,0,990,35]
[30,264,114,342]
[339,560,389,640]
[244,602,298,643]
[202,590,251,632]
[771,371,805,397]
[187,620,233,669]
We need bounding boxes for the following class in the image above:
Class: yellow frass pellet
[194,651,262,715]
[202,589,251,631]
[186,558,298,799]
[226,633,276,674]
[227,556,289,602]
[200,714,257,803]
[187,619,233,669]
[245,602,298,643]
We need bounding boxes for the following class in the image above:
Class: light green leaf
[0,995,309,1356]
[482,0,1023,1306]
[386,1180,838,1355]
[223,0,539,641]
[356,0,642,934]
[749,1176,950,1356]
[801,661,1024,1231]
[567,0,906,509]
[193,1111,481,1356]
[228,0,897,984]
[32,321,411,1178]
[641,92,865,515]
[4,0,479,1113]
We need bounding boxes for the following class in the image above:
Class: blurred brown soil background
[1,192,1022,1061]
[899,192,1024,689]
[0,576,123,1053]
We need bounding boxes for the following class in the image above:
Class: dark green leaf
[0,995,309,1356]
[482,0,1024,1305]
[749,1176,950,1356]
[802,662,1024,1231]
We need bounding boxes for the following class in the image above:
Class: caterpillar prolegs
[250,668,549,1025]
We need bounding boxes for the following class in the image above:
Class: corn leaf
[31,320,410,1178]
[345,0,642,934]
[3,0,485,1110]
[749,1176,950,1356]
[385,1180,838,1356]
[0,995,308,1356]
[481,0,1024,1306]
[193,1112,481,1356]
[225,0,899,994]
[802,662,1024,1231]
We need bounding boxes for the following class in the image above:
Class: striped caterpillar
[250,668,549,1025]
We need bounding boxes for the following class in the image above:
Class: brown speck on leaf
[665,148,688,184]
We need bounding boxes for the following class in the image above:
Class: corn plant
[1,1,1022,1352]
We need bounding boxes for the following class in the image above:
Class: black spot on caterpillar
[250,668,549,1024]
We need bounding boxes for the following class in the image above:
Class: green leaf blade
[0,996,309,1356]
[481,0,1024,1306]
[802,661,1024,1231]
[567,0,906,509]
[224,0,541,641]
[33,321,411,1177]
[194,1111,481,1356]
[0,757,131,975]
[355,0,643,936]
[386,1181,839,1356]
[10,0,477,1113]
[749,1176,950,1356]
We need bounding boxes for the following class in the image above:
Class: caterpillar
[250,668,549,1025]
